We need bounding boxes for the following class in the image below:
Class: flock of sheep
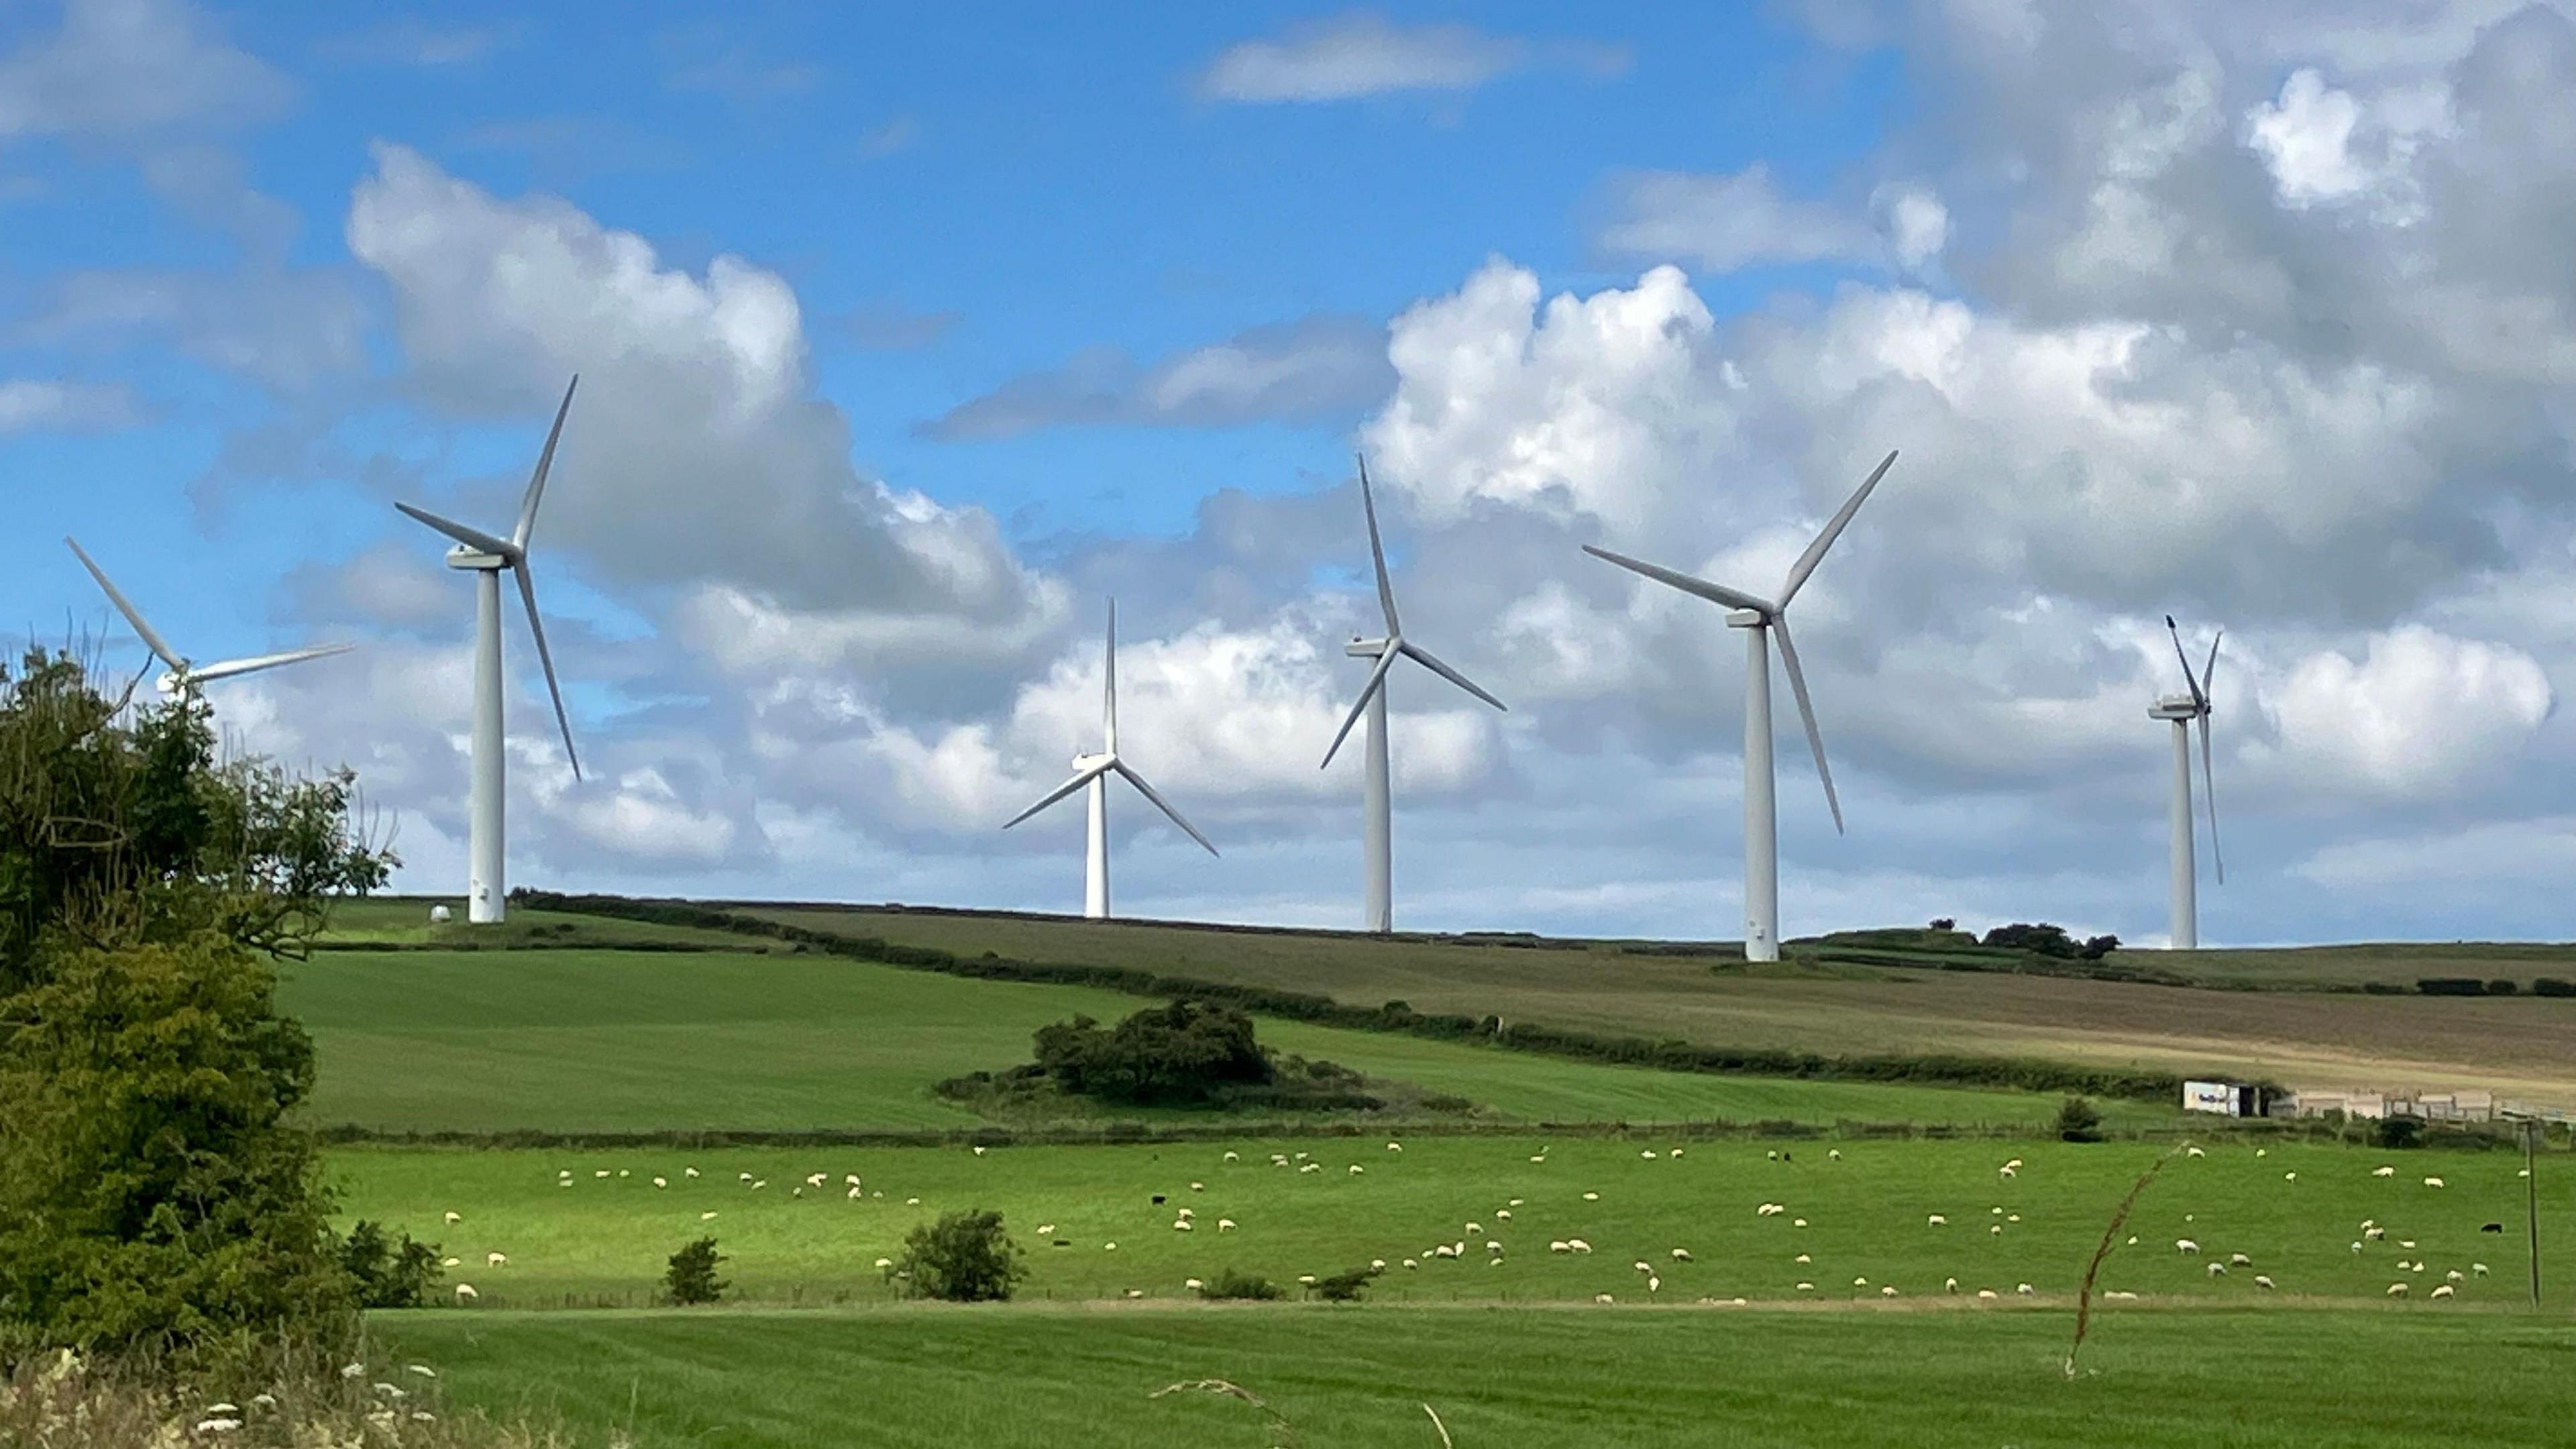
[411,1137,2514,1309]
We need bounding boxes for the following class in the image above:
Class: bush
[1981,922,2080,959]
[2055,1095,2104,1143]
[2536,977,2576,998]
[2418,977,2487,996]
[895,1210,1025,1302]
[340,1222,442,1309]
[1928,918,1955,932]
[2488,979,2520,996]
[1197,1268,1285,1301]
[664,1237,727,1305]
[1309,1266,1379,1302]
[2080,934,2120,960]
[1033,1000,1273,1106]
[2375,1116,2425,1150]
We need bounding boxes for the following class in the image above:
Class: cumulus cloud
[1595,165,1880,273]
[2253,626,2551,798]
[922,316,1391,439]
[0,379,138,433]
[1196,13,1627,103]
[0,0,290,141]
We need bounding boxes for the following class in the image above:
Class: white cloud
[2254,626,2551,798]
[1197,14,1625,103]
[1596,165,1880,274]
[2247,69,2373,204]
[0,379,137,433]
[923,317,1391,439]
[0,0,290,141]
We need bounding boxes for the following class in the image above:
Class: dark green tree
[1031,1000,1273,1106]
[0,650,394,1362]
[894,1210,1026,1302]
[341,1221,444,1309]
[2055,1095,2104,1143]
[664,1238,729,1305]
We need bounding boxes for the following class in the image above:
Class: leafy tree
[341,1221,443,1309]
[895,1210,1026,1302]
[2375,1115,2425,1150]
[1032,1000,1273,1106]
[2055,1095,2104,1143]
[0,651,394,1362]
[1310,1266,1379,1303]
[1927,918,1956,932]
[664,1238,728,1305]
[1197,1269,1285,1301]
[1982,922,2080,959]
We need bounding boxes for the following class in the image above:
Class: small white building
[2184,1080,2269,1117]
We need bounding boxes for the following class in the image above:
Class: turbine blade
[186,643,355,683]
[512,374,579,550]
[2198,712,2224,886]
[1398,640,1506,712]
[2164,614,2206,708]
[1770,616,1843,835]
[1114,761,1219,857]
[397,502,517,561]
[1582,545,1773,614]
[2202,628,2222,704]
[1320,644,1402,769]
[1002,761,1110,830]
[1778,449,1898,606]
[64,536,183,669]
[1103,597,1118,753]
[1358,453,1401,637]
[513,564,580,781]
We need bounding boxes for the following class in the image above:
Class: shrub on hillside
[1981,922,2080,958]
[2536,977,2576,998]
[2375,1116,2425,1150]
[2417,977,2487,996]
[1928,918,1956,932]
[664,1237,727,1305]
[2487,979,2520,996]
[1309,1266,1379,1303]
[341,1222,442,1309]
[895,1210,1024,1303]
[2055,1095,2104,1143]
[1034,1000,1273,1106]
[2080,934,2120,960]
[1197,1268,1285,1301]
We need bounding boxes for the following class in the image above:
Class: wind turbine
[1003,599,1217,918]
[65,537,352,696]
[1319,455,1505,933]
[1582,449,1898,962]
[2152,615,2224,950]
[394,376,584,925]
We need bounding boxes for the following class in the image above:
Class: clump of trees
[0,650,395,1366]
[895,1210,1025,1302]
[1982,922,2119,961]
[941,999,1385,1112]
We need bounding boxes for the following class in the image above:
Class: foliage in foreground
[895,1210,1026,1302]
[0,651,395,1364]
[343,1223,445,1311]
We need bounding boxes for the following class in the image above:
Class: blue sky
[5,1,2576,946]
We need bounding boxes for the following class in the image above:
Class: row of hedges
[2383,977,2575,997]
[512,890,2196,1103]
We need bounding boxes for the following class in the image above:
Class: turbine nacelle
[66,535,353,700]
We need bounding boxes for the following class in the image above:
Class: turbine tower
[394,376,584,925]
[66,537,352,695]
[2153,615,2224,949]
[1583,449,1898,962]
[1320,455,1505,933]
[1004,599,1218,918]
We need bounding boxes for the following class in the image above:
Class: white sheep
[1485,1241,1503,1254]
[1794,1254,1811,1264]
[1550,1240,1571,1254]
[1583,1191,1601,1201]
[1927,1214,1947,1226]
[1641,1149,1658,1159]
[847,1187,861,1200]
[700,1211,718,1221]
[2230,1252,2251,1267]
[1633,1260,1653,1273]
[1568,1238,1592,1254]
[2184,1147,2204,1159]
[1496,1210,1512,1221]
[2017,1283,2035,1296]
[2424,1177,2446,1188]
[1976,1288,1998,1301]
[1853,1277,1869,1287]
[1348,1165,1364,1175]
[1796,1281,1815,1291]
[1189,1181,1204,1191]
[1386,1141,1402,1152]
[2352,1242,2365,1254]
[1990,1226,2004,1237]
[686,1167,700,1178]
[1126,1289,1143,1299]
[1184,1277,1203,1291]
[1671,1248,1693,1261]
[2206,1263,2227,1277]
[1466,1222,1483,1235]
[2445,1269,2464,1283]
[1402,1258,1418,1269]
[1595,1293,1615,1304]
[1176,1207,1194,1220]
[1223,1150,1239,1163]
[2255,1275,2275,1289]
[2387,1283,2410,1297]
[2284,1172,2298,1182]
[2104,1291,2139,1301]
[1648,1275,1660,1292]
[1793,1218,1808,1228]
[453,1284,477,1302]
[443,1212,461,1226]
[486,1252,507,1268]
[2430,1284,2455,1299]
[1670,1148,1684,1158]
[2373,1165,2394,1177]
[2176,1239,2200,1254]
[1828,1149,1841,1161]
[1998,1166,2016,1179]
[1944,1277,1959,1293]
[1371,1258,1386,1271]
[874,1257,894,1271]
[1104,1242,1118,1252]
[1218,1218,1238,1232]
[1172,1219,1193,1232]
[653,1177,667,1189]
[1036,1223,1055,1235]
[1880,1285,1898,1298]
[1299,1163,1322,1175]
[2474,1263,2490,1277]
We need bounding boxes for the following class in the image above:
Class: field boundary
[510,891,2243,1106]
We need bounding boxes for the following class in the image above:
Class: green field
[329,1135,2563,1310]
[376,1305,2576,1448]
[284,946,2161,1133]
[739,902,2576,1108]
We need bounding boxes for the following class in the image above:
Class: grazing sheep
[1218,1218,1237,1232]
[2007,1214,2020,1223]
[739,1173,752,1182]
[1853,1277,1869,1287]
[1295,1152,1310,1161]
[1435,1244,1458,1258]
[1126,1290,1143,1299]
[1184,1278,1203,1291]
[2255,1275,2276,1290]
[874,1257,894,1270]
[2424,1177,2446,1189]
[1794,1254,1811,1265]
[1568,1239,1593,1254]
[1299,1163,1322,1175]
[1670,1148,1684,1158]
[700,1211,718,1221]
[1796,1282,1815,1291]
[1633,1260,1654,1274]
[1036,1224,1055,1236]
[1991,1226,2004,1237]
[1944,1277,1959,1293]
[753,1180,767,1191]
[1104,1242,1118,1252]
[1976,1289,1998,1301]
[443,1212,461,1226]
[2230,1253,2251,1267]
[1757,1203,1782,1217]
[2475,1263,2490,1276]
[1486,1241,1502,1254]
[2284,1172,2298,1182]
[1648,1275,1660,1293]
[441,1257,460,1268]
[1348,1165,1364,1175]
[1793,1219,1809,1228]
[1550,1240,1572,1254]
[2176,1239,2200,1254]
[618,1171,630,1179]
[2398,1238,2414,1248]
[2352,1242,2365,1254]
[2387,1283,2410,1296]
[1827,1149,1841,1161]
[1927,1214,1947,1226]
[454,1284,476,1302]
[1595,1293,1615,1304]
[2445,1269,2465,1283]
[596,1171,612,1179]
[1530,1154,1547,1163]
[806,1173,827,1187]
[2184,1147,2204,1159]
[847,1187,861,1200]
[1386,1141,1403,1152]
[1222,1150,1240,1163]
[2373,1166,2395,1177]
[486,1252,507,1268]
[1172,1220,1193,1232]
[1176,1207,1194,1220]
[1998,1167,2016,1179]
[1584,1191,1601,1201]
[2483,1222,2506,1234]
[557,1180,572,1189]
[1880,1286,1898,1298]
[1297,1275,1318,1285]
[2103,1291,2139,1302]
[905,1197,920,1206]
[653,1177,667,1189]
[1672,1248,1693,1261]
[2430,1284,2455,1299]
[1371,1259,1386,1271]
[1403,1258,1419,1269]
[972,1146,986,1157]
[1496,1210,1513,1222]
[1189,1181,1204,1192]
[2207,1263,2227,1277]
[686,1168,700,1179]
[2365,1226,2386,1240]
[2017,1284,2035,1296]
[1767,1150,1779,1161]
[1641,1150,1657,1160]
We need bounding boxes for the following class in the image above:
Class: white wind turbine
[394,376,584,925]
[1583,449,1898,962]
[1320,455,1505,933]
[66,537,352,695]
[2152,615,2223,950]
[1003,599,1218,918]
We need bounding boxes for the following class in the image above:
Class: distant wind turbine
[1583,449,1898,962]
[1320,455,1505,934]
[2153,615,2224,950]
[65,537,352,695]
[1004,599,1218,918]
[394,376,584,925]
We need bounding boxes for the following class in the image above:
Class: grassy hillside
[282,947,2132,1134]
[737,904,2576,1108]
[330,1134,2559,1309]
[379,1304,2576,1448]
